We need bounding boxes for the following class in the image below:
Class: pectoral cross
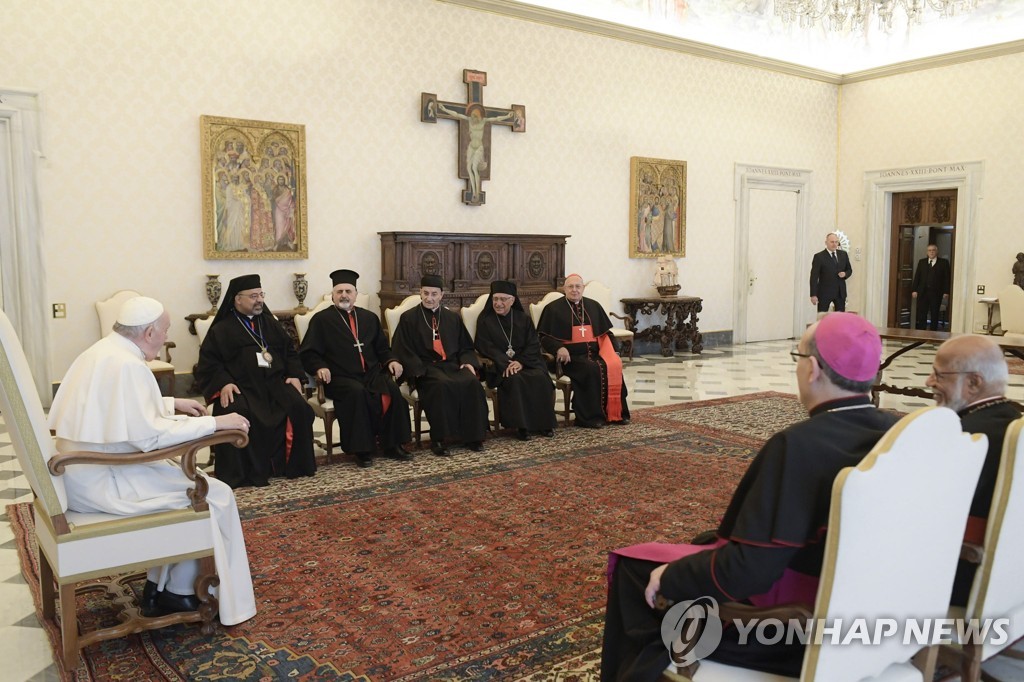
[422,69,526,206]
[353,339,365,352]
[579,326,588,337]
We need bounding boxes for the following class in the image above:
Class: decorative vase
[293,273,309,312]
[205,275,222,315]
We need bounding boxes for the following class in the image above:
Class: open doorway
[886,189,957,330]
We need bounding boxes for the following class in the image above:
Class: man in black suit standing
[912,243,951,330]
[809,232,853,313]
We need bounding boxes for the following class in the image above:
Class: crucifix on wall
[421,69,525,206]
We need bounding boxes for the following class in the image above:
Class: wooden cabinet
[378,232,569,322]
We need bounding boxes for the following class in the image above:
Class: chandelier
[774,0,979,32]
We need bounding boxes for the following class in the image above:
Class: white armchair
[0,308,247,668]
[945,416,1024,681]
[384,295,428,444]
[460,293,501,429]
[997,285,1024,343]
[584,280,634,359]
[529,291,573,425]
[292,292,369,459]
[96,290,176,395]
[667,407,986,682]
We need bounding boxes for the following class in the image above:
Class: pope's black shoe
[430,440,450,457]
[141,580,161,617]
[156,590,200,614]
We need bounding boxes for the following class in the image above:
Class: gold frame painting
[629,156,686,259]
[201,115,308,259]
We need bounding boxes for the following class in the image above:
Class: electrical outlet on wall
[52,303,66,319]
[977,285,986,295]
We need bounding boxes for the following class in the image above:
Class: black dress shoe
[384,445,413,461]
[356,453,374,468]
[516,428,531,441]
[541,429,555,438]
[141,580,161,616]
[468,441,484,452]
[157,590,200,613]
[430,441,450,457]
[575,419,603,429]
[609,419,630,426]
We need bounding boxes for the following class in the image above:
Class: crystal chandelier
[774,0,979,32]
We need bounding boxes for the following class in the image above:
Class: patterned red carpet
[10,392,805,681]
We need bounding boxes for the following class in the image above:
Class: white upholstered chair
[946,416,1024,681]
[384,295,428,444]
[666,406,986,682]
[584,280,635,359]
[291,292,369,460]
[529,291,573,426]
[997,285,1024,343]
[460,293,501,429]
[96,290,176,395]
[0,308,247,668]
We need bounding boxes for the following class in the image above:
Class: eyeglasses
[929,368,975,380]
[790,351,812,362]
[241,292,266,301]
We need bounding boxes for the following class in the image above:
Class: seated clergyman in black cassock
[299,268,412,468]
[390,274,489,457]
[196,273,316,488]
[536,274,629,428]
[601,313,899,681]
[474,280,557,441]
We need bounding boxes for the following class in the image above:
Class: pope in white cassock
[47,296,257,624]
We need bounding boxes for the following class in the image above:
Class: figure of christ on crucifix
[422,69,525,206]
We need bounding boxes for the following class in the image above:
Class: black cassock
[390,304,488,443]
[475,308,556,432]
[299,306,410,454]
[601,397,898,681]
[196,312,315,488]
[536,296,629,425]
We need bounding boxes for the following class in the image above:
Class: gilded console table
[620,296,703,356]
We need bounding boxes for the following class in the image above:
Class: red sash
[598,334,623,421]
[571,324,594,343]
[431,317,446,360]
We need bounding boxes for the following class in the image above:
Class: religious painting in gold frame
[201,115,308,259]
[629,156,686,259]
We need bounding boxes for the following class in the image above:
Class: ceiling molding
[439,0,843,84]
[439,0,1024,85]
[840,39,1024,83]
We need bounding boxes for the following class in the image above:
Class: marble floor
[2,338,1022,681]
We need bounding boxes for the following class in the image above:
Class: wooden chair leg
[324,410,335,463]
[39,550,55,621]
[60,583,80,669]
[194,556,220,636]
[414,400,424,446]
[962,642,982,682]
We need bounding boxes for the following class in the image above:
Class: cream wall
[3,0,840,382]
[838,51,1024,327]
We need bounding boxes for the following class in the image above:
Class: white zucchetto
[116,296,164,326]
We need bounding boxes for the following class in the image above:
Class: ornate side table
[620,296,703,357]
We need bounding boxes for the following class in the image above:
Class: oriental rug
[10,392,807,682]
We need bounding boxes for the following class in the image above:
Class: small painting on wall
[629,156,686,259]
[201,115,307,259]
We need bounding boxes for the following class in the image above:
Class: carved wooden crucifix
[421,69,525,206]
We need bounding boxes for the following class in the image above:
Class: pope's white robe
[48,333,256,625]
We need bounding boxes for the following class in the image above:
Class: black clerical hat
[212,273,262,325]
[490,280,517,297]
[330,269,359,287]
[421,274,444,289]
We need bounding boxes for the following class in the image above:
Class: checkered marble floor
[2,339,1022,680]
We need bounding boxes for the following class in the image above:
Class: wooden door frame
[733,163,811,344]
[863,162,983,334]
